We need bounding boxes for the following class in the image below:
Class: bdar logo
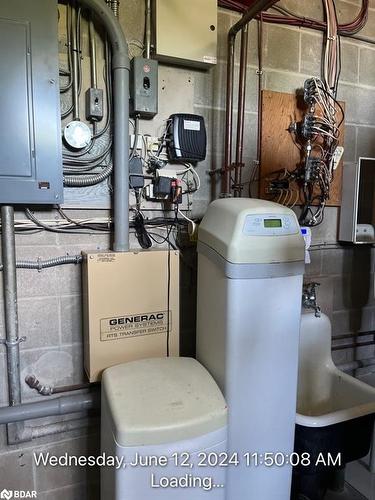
[0,490,13,500]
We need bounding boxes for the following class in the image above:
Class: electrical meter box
[0,0,63,204]
[82,250,180,382]
[153,0,217,69]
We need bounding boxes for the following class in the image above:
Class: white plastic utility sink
[296,313,375,428]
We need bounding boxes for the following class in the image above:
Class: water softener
[196,199,305,499]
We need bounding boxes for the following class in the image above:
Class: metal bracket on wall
[0,336,26,347]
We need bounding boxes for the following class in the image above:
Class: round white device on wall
[64,120,92,150]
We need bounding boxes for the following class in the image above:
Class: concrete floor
[325,483,367,500]
[345,459,375,500]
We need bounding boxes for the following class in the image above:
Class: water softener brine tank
[101,357,228,500]
[196,199,305,500]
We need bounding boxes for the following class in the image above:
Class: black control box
[167,114,207,163]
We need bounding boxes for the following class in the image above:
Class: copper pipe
[223,36,235,195]
[221,0,279,196]
[234,25,249,197]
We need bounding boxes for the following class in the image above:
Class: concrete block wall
[1,1,375,498]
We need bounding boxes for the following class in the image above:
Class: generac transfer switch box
[82,250,180,382]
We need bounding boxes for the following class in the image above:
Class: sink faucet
[302,282,321,317]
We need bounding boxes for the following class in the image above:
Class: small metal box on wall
[0,0,63,204]
[339,158,375,244]
[153,0,217,69]
[82,250,180,382]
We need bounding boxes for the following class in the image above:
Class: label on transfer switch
[100,310,171,341]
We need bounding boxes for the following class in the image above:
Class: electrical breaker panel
[0,0,63,204]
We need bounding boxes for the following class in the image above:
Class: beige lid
[102,357,227,446]
[198,198,305,264]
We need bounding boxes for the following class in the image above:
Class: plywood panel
[259,90,345,207]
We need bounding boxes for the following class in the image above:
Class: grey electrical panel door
[0,0,63,204]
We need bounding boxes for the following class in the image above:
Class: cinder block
[15,231,57,247]
[357,6,375,40]
[60,295,83,346]
[305,250,322,277]
[20,346,85,402]
[194,66,214,108]
[359,47,375,87]
[243,112,258,160]
[322,246,373,275]
[38,484,87,500]
[263,25,300,72]
[309,207,339,245]
[344,125,357,163]
[18,297,60,351]
[357,125,375,158]
[217,9,232,62]
[278,0,324,19]
[265,70,306,94]
[336,0,363,23]
[338,84,375,125]
[0,449,35,492]
[34,435,99,493]
[332,273,374,311]
[341,41,359,84]
[332,349,351,367]
[332,307,375,335]
[118,0,144,45]
[56,232,110,249]
[300,32,322,76]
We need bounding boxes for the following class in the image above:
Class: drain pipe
[0,206,25,442]
[78,0,130,252]
[0,391,99,426]
[222,0,278,195]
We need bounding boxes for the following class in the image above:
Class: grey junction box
[0,0,63,204]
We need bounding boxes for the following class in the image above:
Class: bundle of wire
[218,0,368,39]
[60,4,113,187]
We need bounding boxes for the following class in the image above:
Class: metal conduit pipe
[233,25,249,198]
[1,207,22,409]
[0,255,82,271]
[71,5,80,121]
[145,0,152,60]
[77,0,130,252]
[222,0,279,195]
[1,206,25,442]
[0,391,100,425]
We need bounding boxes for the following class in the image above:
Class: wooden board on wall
[258,90,345,207]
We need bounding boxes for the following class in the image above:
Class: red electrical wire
[218,0,368,37]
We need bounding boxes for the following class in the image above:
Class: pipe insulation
[0,391,100,425]
[77,0,130,252]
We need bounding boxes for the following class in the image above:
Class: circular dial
[64,121,92,150]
